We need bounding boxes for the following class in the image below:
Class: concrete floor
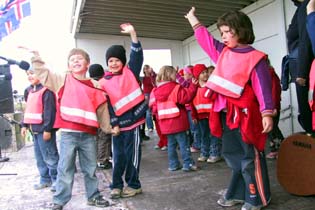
[0,130,315,210]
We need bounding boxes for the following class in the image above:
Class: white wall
[182,0,302,137]
[75,33,183,70]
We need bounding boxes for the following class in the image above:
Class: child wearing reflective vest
[21,70,59,192]
[98,23,146,199]
[190,64,222,163]
[150,65,199,172]
[177,66,202,152]
[29,48,111,210]
[186,7,274,210]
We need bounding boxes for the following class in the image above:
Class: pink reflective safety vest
[206,47,265,98]
[59,74,106,128]
[308,60,315,129]
[23,87,48,124]
[193,86,212,113]
[156,85,180,119]
[99,66,144,116]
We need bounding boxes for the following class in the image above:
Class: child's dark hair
[217,10,255,44]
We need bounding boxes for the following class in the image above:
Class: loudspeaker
[0,116,12,149]
[0,64,14,114]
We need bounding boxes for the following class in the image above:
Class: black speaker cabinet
[0,64,14,114]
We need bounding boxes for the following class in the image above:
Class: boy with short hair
[21,69,59,192]
[29,48,111,210]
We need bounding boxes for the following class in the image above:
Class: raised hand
[184,7,200,28]
[120,23,138,43]
[120,23,135,34]
[18,46,40,57]
[184,7,196,20]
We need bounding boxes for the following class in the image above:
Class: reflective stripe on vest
[114,87,143,113]
[149,88,156,108]
[99,66,144,116]
[60,106,97,122]
[206,47,265,98]
[60,74,106,127]
[309,60,315,110]
[157,85,180,119]
[23,87,47,124]
[193,86,213,113]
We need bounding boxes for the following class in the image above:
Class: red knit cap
[193,64,207,79]
[178,68,184,76]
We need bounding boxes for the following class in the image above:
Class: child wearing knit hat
[191,64,222,163]
[99,23,146,199]
[88,64,105,80]
[88,64,112,170]
[179,65,202,153]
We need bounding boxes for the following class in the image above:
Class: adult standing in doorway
[287,0,314,133]
[142,64,156,132]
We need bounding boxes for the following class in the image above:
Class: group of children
[21,23,144,210]
[18,1,311,208]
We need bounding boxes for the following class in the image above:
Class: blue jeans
[187,110,201,149]
[53,131,100,206]
[199,119,221,157]
[167,131,194,170]
[33,132,59,184]
[111,127,142,190]
[145,93,154,130]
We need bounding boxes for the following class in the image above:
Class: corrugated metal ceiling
[72,0,257,41]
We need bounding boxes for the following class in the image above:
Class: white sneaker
[197,156,207,162]
[217,196,244,207]
[161,146,168,151]
[207,156,222,163]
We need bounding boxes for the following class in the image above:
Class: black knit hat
[88,64,104,80]
[105,45,126,66]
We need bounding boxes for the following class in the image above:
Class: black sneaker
[97,161,112,170]
[142,135,150,141]
[87,195,110,207]
[51,203,63,210]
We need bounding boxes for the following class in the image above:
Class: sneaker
[121,186,142,198]
[51,203,63,210]
[142,135,150,141]
[110,188,122,199]
[241,202,262,210]
[154,145,160,150]
[266,151,278,159]
[148,128,153,132]
[87,195,110,207]
[51,182,56,192]
[217,196,244,207]
[97,161,112,170]
[168,165,182,171]
[182,164,199,172]
[161,146,168,151]
[197,156,207,162]
[190,146,200,153]
[207,156,222,163]
[34,182,52,190]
